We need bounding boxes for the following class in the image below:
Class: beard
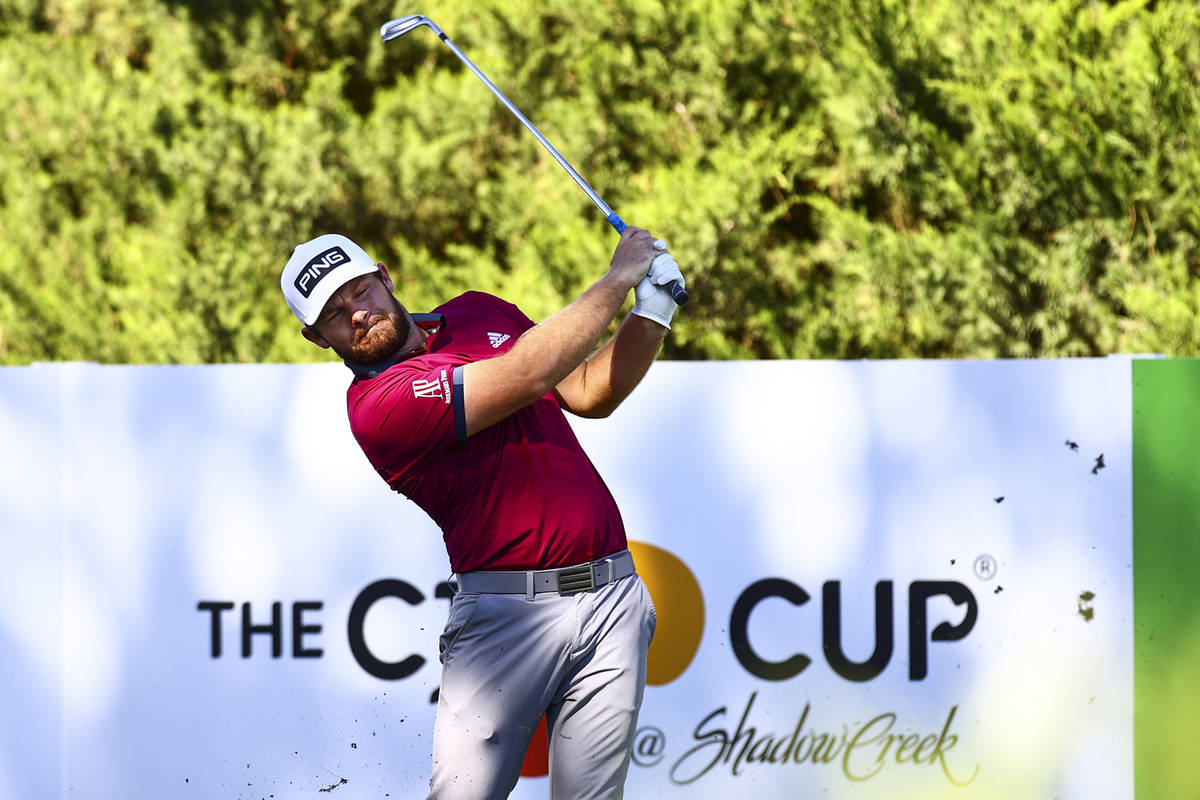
[338,296,414,365]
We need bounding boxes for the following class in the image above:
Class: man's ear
[376,262,395,293]
[301,325,331,349]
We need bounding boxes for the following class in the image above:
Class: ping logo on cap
[294,246,350,298]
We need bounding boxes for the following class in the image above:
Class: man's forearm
[460,274,633,436]
[459,226,663,436]
[510,275,633,392]
[557,313,667,418]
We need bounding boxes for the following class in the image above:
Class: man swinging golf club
[281,224,685,799]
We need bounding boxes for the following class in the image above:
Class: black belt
[454,550,636,598]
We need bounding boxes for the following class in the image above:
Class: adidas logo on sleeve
[487,332,511,349]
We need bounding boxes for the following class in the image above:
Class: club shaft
[436,33,618,226]
[385,18,688,304]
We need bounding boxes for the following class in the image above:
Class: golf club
[380,14,689,305]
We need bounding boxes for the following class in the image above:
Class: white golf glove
[631,240,686,329]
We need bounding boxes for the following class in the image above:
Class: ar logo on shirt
[412,369,452,404]
[487,332,510,348]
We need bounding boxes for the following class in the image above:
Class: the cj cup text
[198,576,978,685]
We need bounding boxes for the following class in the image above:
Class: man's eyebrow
[319,275,374,322]
[346,274,374,291]
[318,298,343,321]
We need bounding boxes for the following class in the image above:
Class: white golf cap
[281,234,381,325]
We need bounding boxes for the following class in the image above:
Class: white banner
[0,359,1133,799]
[0,366,64,799]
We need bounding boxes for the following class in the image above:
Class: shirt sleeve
[348,361,462,485]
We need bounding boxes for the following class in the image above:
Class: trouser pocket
[438,592,482,667]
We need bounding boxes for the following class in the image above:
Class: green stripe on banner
[1133,359,1200,800]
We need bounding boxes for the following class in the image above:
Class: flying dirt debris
[1078,591,1096,621]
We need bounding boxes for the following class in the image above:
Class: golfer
[281,226,685,799]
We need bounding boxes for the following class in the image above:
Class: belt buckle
[556,564,595,595]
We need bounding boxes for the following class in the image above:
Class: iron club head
[376,11,685,303]
[380,14,442,42]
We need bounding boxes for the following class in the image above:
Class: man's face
[302,265,413,364]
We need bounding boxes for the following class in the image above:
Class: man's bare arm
[553,313,668,418]
[458,227,660,437]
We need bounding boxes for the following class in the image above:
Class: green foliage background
[0,0,1197,363]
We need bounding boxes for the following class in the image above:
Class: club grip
[607,213,689,306]
[664,279,690,305]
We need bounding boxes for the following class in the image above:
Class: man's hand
[605,226,661,290]
[631,240,686,329]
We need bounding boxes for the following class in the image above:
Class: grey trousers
[427,573,656,800]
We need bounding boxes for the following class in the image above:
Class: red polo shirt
[346,291,627,573]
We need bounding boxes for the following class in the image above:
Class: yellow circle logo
[520,541,705,777]
[628,540,705,685]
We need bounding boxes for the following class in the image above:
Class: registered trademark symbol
[974,554,997,581]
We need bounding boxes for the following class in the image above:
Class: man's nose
[350,308,371,327]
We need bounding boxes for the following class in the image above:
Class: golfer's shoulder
[435,291,533,329]
[434,290,511,313]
